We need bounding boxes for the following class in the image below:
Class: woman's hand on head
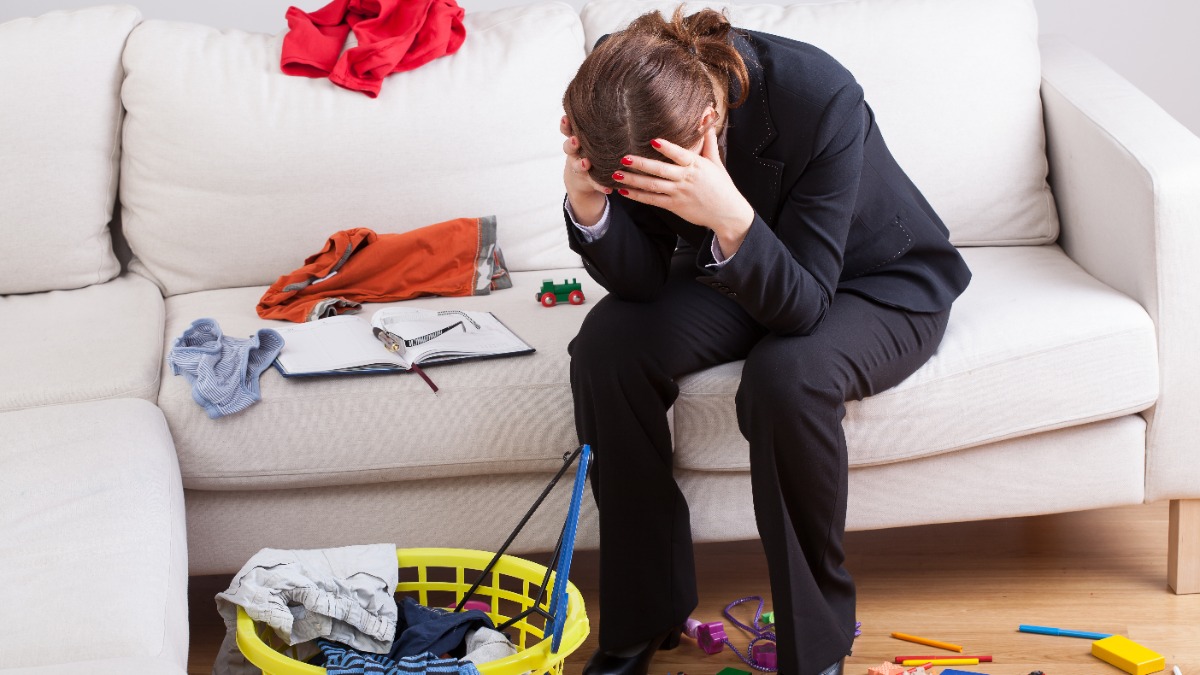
[614,125,755,254]
[560,116,611,227]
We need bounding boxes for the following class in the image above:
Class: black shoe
[818,658,845,675]
[581,624,684,675]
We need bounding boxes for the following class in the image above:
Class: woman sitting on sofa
[559,6,971,675]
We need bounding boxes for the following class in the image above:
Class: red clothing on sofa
[281,0,466,97]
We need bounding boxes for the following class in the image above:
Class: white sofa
[3,0,1199,670]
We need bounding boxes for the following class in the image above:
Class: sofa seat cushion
[0,399,188,671]
[159,269,604,490]
[0,273,165,412]
[0,5,139,294]
[672,245,1159,471]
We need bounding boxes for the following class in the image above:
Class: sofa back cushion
[580,0,1058,247]
[120,3,584,297]
[0,5,139,295]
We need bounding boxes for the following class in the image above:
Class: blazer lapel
[725,31,785,226]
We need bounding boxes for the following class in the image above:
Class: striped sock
[168,318,284,419]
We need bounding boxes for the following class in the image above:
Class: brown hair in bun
[563,6,750,189]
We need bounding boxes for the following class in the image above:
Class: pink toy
[447,599,491,613]
[684,618,728,655]
[751,642,778,669]
[869,662,934,675]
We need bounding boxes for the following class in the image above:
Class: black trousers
[569,253,950,675]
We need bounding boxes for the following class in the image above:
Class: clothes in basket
[319,640,482,675]
[388,596,493,660]
[213,544,400,675]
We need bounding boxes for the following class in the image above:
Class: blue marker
[1019,624,1113,640]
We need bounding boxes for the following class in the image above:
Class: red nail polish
[651,139,662,148]
[612,172,624,181]
[621,156,633,166]
[618,188,629,196]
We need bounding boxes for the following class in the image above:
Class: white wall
[1033,0,1200,137]
[2,0,1197,135]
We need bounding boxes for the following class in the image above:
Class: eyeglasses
[371,311,481,357]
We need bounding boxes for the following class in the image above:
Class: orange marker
[889,632,965,653]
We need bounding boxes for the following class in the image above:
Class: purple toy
[751,642,778,669]
[684,598,862,673]
[684,618,729,655]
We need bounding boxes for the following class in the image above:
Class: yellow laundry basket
[236,547,590,675]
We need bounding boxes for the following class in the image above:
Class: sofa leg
[1168,499,1200,594]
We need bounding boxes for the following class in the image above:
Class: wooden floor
[187,502,1199,675]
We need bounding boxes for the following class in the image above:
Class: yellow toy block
[1091,635,1166,675]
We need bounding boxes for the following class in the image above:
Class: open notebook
[272,308,534,377]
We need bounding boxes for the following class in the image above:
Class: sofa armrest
[1040,36,1200,504]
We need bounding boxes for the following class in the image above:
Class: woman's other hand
[614,125,755,256]
[560,116,612,227]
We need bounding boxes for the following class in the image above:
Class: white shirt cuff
[565,195,611,243]
[706,236,736,268]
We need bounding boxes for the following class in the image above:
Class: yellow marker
[889,632,964,653]
[1091,635,1166,675]
[901,659,979,667]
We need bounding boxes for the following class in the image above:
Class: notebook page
[274,315,408,373]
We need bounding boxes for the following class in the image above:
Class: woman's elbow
[769,293,830,337]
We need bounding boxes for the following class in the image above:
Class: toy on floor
[683,598,861,672]
[868,661,933,675]
[940,670,990,675]
[536,278,585,306]
[890,631,964,652]
[684,596,777,671]
[1020,624,1113,640]
[689,618,727,655]
[895,655,993,663]
[1091,635,1166,675]
[902,658,979,666]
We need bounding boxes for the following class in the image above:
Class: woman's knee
[734,342,845,427]
[569,298,654,374]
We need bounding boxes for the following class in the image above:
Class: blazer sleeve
[564,196,679,302]
[698,81,867,335]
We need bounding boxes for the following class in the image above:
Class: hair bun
[679,7,734,42]
[627,5,731,53]
[561,3,751,189]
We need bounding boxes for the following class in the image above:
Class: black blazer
[565,29,972,336]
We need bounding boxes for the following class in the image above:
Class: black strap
[454,446,585,620]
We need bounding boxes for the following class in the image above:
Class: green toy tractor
[537,278,585,307]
